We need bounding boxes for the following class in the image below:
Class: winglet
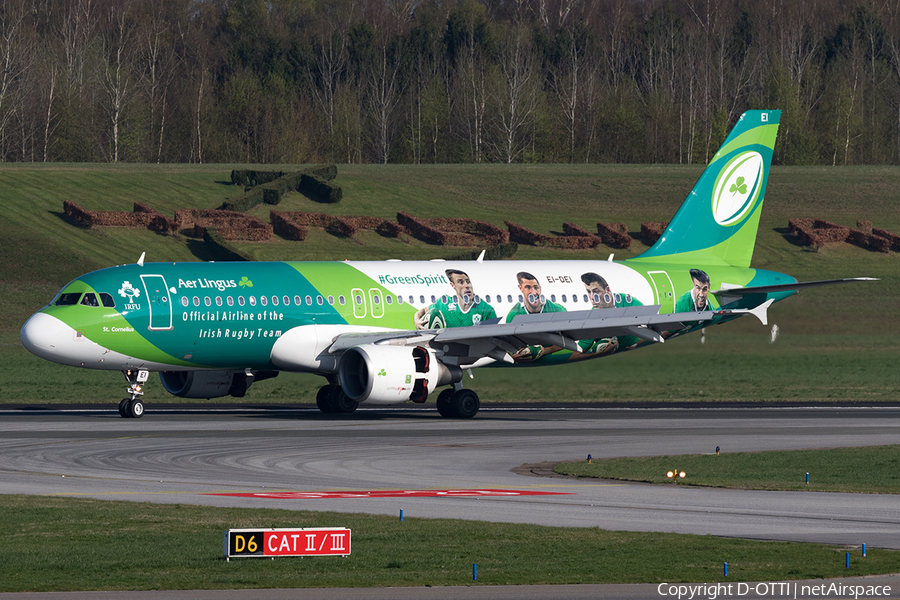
[716,298,774,325]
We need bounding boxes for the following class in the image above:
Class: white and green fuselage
[25,258,796,373]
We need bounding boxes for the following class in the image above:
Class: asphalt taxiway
[0,405,898,549]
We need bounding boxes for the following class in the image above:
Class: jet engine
[160,370,278,398]
[338,345,460,404]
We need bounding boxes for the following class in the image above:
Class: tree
[493,23,538,162]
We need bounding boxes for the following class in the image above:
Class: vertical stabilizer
[633,110,780,267]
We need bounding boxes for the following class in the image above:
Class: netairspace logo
[712,151,764,226]
[657,581,892,600]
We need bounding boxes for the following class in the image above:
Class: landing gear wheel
[316,385,337,413]
[333,389,358,414]
[127,399,145,419]
[436,389,454,418]
[120,369,149,419]
[450,389,480,419]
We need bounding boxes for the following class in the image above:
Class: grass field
[555,445,900,493]
[1,163,898,405]
[0,495,895,592]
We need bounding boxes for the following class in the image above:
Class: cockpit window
[80,293,100,307]
[99,293,116,308]
[55,293,82,306]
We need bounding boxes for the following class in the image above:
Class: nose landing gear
[119,369,149,418]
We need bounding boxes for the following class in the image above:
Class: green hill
[2,163,897,404]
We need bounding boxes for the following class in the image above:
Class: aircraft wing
[328,306,716,367]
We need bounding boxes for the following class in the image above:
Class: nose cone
[21,312,63,360]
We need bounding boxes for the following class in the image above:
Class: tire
[333,389,359,414]
[118,398,130,418]
[316,385,337,414]
[436,389,454,418]
[450,389,480,419]
[128,400,145,419]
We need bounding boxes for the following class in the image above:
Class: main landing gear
[436,385,480,419]
[313,380,480,418]
[119,369,149,418]
[316,383,359,414]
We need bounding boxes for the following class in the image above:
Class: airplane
[20,110,875,419]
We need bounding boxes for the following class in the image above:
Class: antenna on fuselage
[476,250,486,263]
[137,252,145,267]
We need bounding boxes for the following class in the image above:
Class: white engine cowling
[159,370,239,398]
[339,345,461,405]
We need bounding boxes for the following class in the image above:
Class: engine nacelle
[159,370,278,398]
[339,345,461,405]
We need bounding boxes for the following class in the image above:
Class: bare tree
[0,1,34,160]
[493,24,538,162]
[367,40,402,163]
[139,1,177,163]
[99,3,137,162]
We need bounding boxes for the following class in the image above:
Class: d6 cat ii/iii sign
[224,528,351,559]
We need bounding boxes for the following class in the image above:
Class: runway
[0,405,898,549]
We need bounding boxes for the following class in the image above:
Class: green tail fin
[633,110,780,268]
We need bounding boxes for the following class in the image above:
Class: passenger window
[317,296,324,305]
[55,293,81,306]
[339,295,346,305]
[227,297,234,307]
[100,293,116,308]
[386,295,392,305]
[562,295,567,303]
[216,297,223,307]
[249,296,257,306]
[238,296,245,306]
[181,296,189,307]
[260,296,268,306]
[294,295,302,305]
[306,295,313,305]
[397,295,403,305]
[80,293,99,307]
[328,295,334,305]
[283,296,290,306]
[507,295,513,303]
[193,296,200,306]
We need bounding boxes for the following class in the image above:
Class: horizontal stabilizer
[711,277,878,299]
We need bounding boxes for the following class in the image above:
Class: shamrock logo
[729,176,747,196]
[378,369,386,376]
[118,281,141,302]
[239,277,253,288]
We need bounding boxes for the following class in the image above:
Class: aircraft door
[140,274,173,330]
[369,289,385,318]
[351,288,367,319]
[647,271,675,314]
